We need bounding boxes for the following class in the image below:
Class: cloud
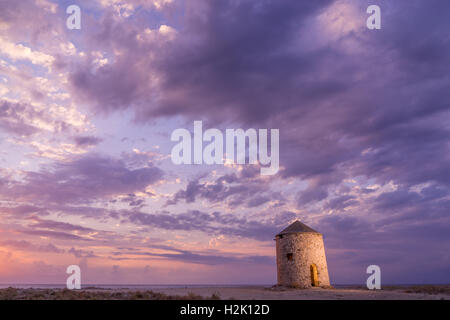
[68,247,98,258]
[0,204,50,218]
[73,135,103,147]
[133,249,273,266]
[0,100,51,136]
[0,240,65,253]
[167,169,283,208]
[124,209,294,241]
[0,99,90,143]
[28,217,96,233]
[20,229,90,241]
[0,153,164,204]
[0,37,54,69]
[97,0,174,17]
[65,0,449,205]
[68,0,335,123]
[109,243,273,266]
[325,195,358,211]
[0,0,449,284]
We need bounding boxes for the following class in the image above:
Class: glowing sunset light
[0,0,448,288]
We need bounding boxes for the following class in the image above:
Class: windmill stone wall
[275,221,330,288]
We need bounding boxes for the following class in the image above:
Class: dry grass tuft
[0,287,221,300]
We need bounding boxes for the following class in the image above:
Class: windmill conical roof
[276,220,320,236]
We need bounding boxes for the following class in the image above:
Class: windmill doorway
[310,264,319,287]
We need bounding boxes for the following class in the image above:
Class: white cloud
[60,42,77,56]
[0,38,54,69]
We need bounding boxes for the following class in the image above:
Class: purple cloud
[0,0,449,284]
[1,153,163,204]
[73,135,103,147]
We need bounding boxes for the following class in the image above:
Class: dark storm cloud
[67,0,449,196]
[68,0,335,122]
[147,0,338,122]
[66,0,449,192]
[5,0,445,198]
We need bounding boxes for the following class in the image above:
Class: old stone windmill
[275,220,330,288]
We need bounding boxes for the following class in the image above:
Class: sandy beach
[150,285,449,300]
[0,285,448,300]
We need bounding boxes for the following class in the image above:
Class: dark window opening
[286,253,293,261]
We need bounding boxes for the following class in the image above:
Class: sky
[0,0,449,285]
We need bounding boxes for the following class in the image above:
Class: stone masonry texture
[276,232,330,288]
